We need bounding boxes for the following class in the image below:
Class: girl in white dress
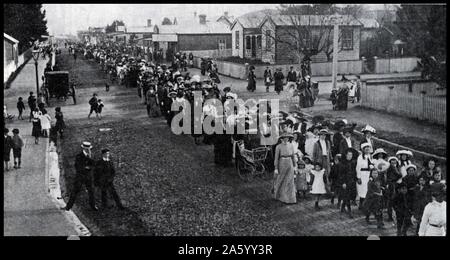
[39,111,52,137]
[356,143,374,210]
[310,162,326,210]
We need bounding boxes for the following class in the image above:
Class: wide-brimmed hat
[101,148,110,154]
[387,156,400,164]
[342,124,355,134]
[279,132,294,139]
[361,125,376,134]
[168,91,177,97]
[333,119,348,130]
[318,129,330,135]
[81,141,92,149]
[430,183,446,197]
[302,155,312,162]
[372,148,388,158]
[360,142,372,150]
[396,150,413,158]
[405,164,417,171]
[223,87,231,92]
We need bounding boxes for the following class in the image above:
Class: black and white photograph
[3,2,447,243]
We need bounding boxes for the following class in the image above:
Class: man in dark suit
[339,124,358,156]
[63,142,98,211]
[95,149,124,210]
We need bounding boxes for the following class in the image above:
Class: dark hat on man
[4,128,9,134]
[223,87,231,92]
[430,183,446,197]
[12,128,19,134]
[101,148,110,154]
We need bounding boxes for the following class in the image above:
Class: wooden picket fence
[361,82,446,126]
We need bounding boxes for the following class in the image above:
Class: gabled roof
[158,21,230,34]
[261,15,363,28]
[4,33,19,44]
[231,9,279,30]
[126,26,155,34]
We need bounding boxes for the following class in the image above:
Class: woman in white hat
[361,125,376,150]
[372,148,389,173]
[273,132,297,204]
[356,142,374,209]
[396,150,413,178]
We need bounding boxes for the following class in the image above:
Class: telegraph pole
[331,18,340,90]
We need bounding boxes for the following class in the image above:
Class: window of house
[266,30,272,51]
[341,28,353,50]
[257,35,262,49]
[246,36,251,50]
[218,39,226,50]
[235,31,239,49]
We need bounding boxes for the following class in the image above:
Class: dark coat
[95,159,116,187]
[336,159,357,200]
[287,71,297,82]
[332,132,344,157]
[74,152,95,179]
[338,136,357,156]
[274,72,284,92]
[247,70,256,91]
[4,135,13,161]
[412,185,430,219]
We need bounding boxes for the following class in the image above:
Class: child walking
[11,128,24,169]
[310,162,327,210]
[295,160,310,199]
[17,97,26,120]
[97,99,104,119]
[363,169,385,229]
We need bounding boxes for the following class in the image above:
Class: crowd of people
[75,40,446,236]
[270,115,446,236]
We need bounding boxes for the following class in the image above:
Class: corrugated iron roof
[232,9,279,29]
[126,26,155,33]
[158,21,230,34]
[266,15,363,27]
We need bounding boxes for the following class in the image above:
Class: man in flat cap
[95,148,124,210]
[63,141,98,211]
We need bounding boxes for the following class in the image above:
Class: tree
[105,20,125,33]
[396,4,446,86]
[4,4,48,53]
[162,17,172,25]
[266,4,356,65]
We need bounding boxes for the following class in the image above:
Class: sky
[42,4,387,36]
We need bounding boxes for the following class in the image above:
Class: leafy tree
[396,4,446,86]
[105,20,125,33]
[162,17,172,25]
[267,4,358,64]
[4,4,48,53]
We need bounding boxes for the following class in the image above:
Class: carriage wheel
[236,157,254,182]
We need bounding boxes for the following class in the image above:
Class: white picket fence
[361,82,446,126]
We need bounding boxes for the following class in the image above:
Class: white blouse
[419,201,446,236]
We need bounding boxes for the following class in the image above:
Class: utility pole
[331,17,340,90]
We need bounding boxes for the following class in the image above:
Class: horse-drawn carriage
[44,71,74,103]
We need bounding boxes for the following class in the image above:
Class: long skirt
[273,158,297,204]
[147,97,160,117]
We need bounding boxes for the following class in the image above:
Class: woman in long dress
[418,186,446,236]
[31,109,41,144]
[54,107,66,139]
[39,110,51,137]
[146,86,160,118]
[273,132,297,204]
[356,142,374,210]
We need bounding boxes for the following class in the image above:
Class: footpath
[3,56,87,236]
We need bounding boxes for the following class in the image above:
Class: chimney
[147,19,152,27]
[199,14,206,24]
[224,11,229,17]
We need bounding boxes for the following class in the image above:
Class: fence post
[373,56,378,74]
[420,90,426,121]
[387,85,394,112]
